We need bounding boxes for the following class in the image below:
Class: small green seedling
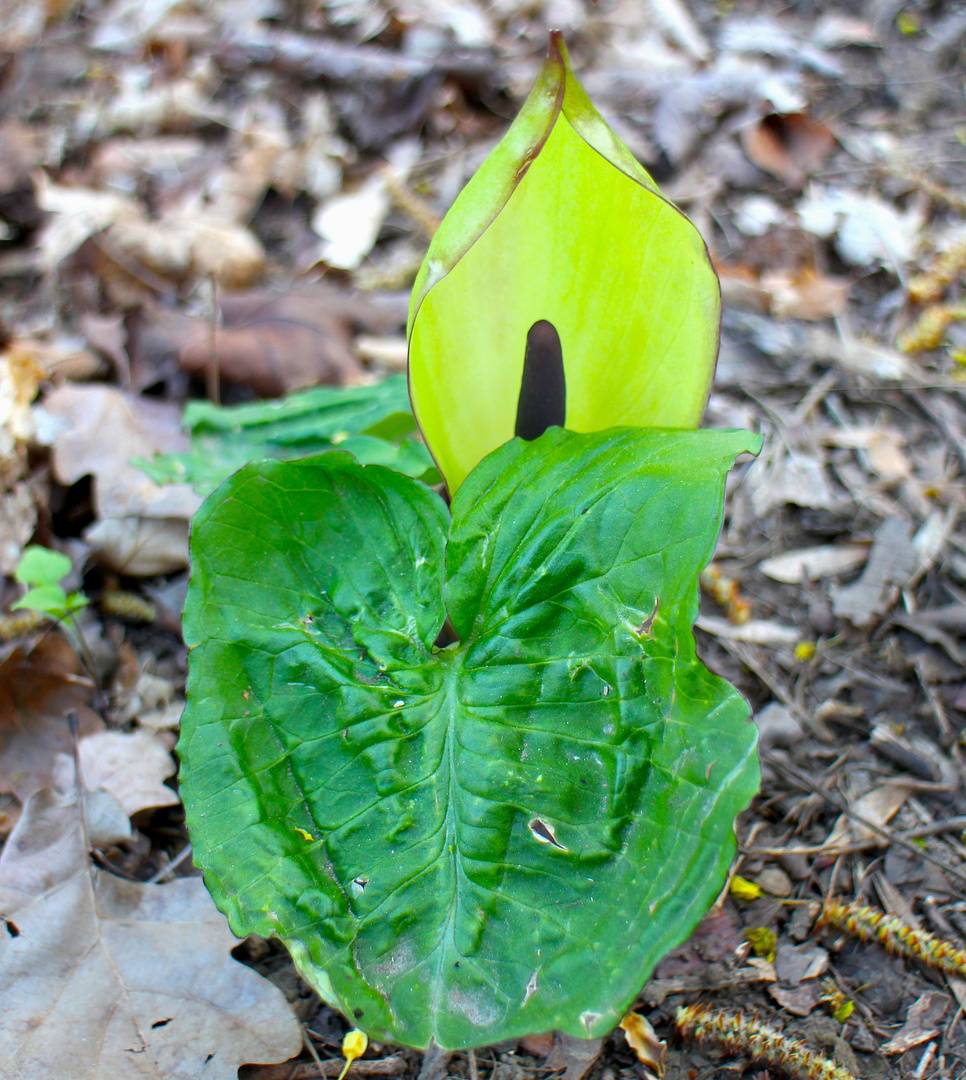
[179,34,761,1051]
[12,545,87,621]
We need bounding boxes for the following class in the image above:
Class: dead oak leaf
[52,730,179,816]
[0,634,102,803]
[0,788,302,1080]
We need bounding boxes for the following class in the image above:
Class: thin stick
[145,843,194,884]
[769,757,966,893]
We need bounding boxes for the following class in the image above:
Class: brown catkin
[820,898,966,978]
[908,237,966,304]
[897,302,966,352]
[99,590,157,624]
[675,1004,857,1080]
[380,168,442,238]
[0,608,49,639]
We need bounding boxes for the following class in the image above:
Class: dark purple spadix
[515,320,566,440]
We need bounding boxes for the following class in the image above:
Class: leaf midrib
[429,656,463,1030]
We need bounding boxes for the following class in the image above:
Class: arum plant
[179,34,761,1052]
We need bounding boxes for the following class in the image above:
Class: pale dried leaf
[354,335,408,370]
[543,1032,603,1080]
[761,266,850,320]
[0,483,37,576]
[832,518,917,626]
[796,185,922,270]
[750,444,840,516]
[768,983,820,1016]
[35,175,143,269]
[696,616,801,647]
[721,17,844,76]
[0,789,303,1079]
[83,516,190,576]
[43,384,200,521]
[312,140,419,269]
[759,544,869,584]
[880,993,947,1055]
[53,730,178,816]
[646,0,709,61]
[824,782,913,851]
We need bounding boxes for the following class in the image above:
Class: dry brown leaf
[880,993,948,1055]
[824,781,913,851]
[37,174,266,291]
[43,383,199,521]
[543,1032,603,1080]
[0,788,303,1079]
[177,216,266,288]
[97,70,229,136]
[716,263,772,313]
[760,265,850,320]
[354,335,408,371]
[866,431,913,484]
[620,1012,666,1078]
[749,440,841,516]
[717,262,849,319]
[741,112,836,187]
[41,384,198,574]
[176,285,367,394]
[0,634,102,802]
[53,730,178,816]
[767,983,820,1017]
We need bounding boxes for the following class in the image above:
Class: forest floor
[2,0,966,1078]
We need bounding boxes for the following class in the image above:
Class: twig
[242,1057,408,1080]
[744,815,966,858]
[145,843,194,884]
[303,1027,327,1076]
[714,638,821,740]
[767,757,966,893]
[206,275,221,405]
[68,710,91,862]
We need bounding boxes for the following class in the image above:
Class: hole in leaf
[637,598,660,637]
[151,1018,173,1029]
[434,616,459,649]
[515,320,566,440]
[4,919,20,937]
[528,817,567,850]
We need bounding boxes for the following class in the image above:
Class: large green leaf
[179,427,760,1050]
[135,375,438,495]
[408,35,720,493]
